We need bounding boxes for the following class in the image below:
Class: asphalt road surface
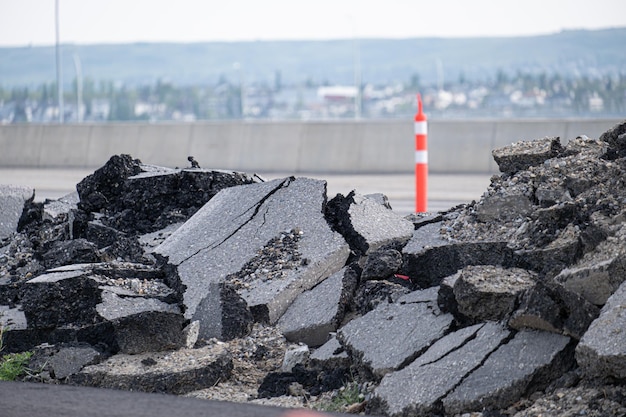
[0,381,358,417]
[0,168,492,215]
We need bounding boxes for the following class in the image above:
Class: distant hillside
[1,28,625,88]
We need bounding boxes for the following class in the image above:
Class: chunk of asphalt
[76,155,258,234]
[277,264,357,347]
[326,191,414,256]
[369,322,509,417]
[30,344,104,380]
[555,232,626,305]
[96,291,185,354]
[492,136,563,175]
[23,267,103,329]
[0,184,34,240]
[69,344,233,395]
[509,279,600,340]
[361,247,403,281]
[401,222,514,288]
[576,280,626,380]
[42,192,79,221]
[337,289,453,379]
[310,335,350,369]
[22,263,185,354]
[514,222,583,276]
[443,329,573,415]
[154,177,349,340]
[452,265,537,322]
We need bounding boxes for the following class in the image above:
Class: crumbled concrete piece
[509,280,600,340]
[183,320,200,349]
[576,280,626,380]
[155,177,349,340]
[0,184,34,240]
[326,191,413,255]
[70,344,233,395]
[443,330,572,415]
[369,323,509,417]
[337,293,453,379]
[281,344,310,372]
[452,265,536,322]
[492,136,563,174]
[278,265,357,347]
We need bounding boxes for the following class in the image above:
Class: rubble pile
[2,120,626,416]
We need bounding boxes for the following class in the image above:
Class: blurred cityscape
[2,28,625,123]
[2,69,624,124]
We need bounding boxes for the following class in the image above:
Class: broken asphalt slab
[369,322,510,417]
[326,190,414,256]
[154,177,350,340]
[576,280,626,381]
[0,184,34,241]
[337,287,453,379]
[442,329,573,415]
[76,154,259,234]
[20,262,185,354]
[69,343,233,395]
[277,264,358,347]
[370,325,572,417]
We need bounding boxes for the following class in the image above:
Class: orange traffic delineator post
[414,93,428,213]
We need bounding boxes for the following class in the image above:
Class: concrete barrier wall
[0,118,622,174]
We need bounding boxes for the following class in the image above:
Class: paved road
[0,168,493,215]
[0,381,356,417]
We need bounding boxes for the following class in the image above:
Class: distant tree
[274,70,282,92]
[457,72,466,85]
[409,73,421,90]
[108,88,135,121]
[496,69,508,88]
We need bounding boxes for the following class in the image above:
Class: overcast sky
[1,0,625,46]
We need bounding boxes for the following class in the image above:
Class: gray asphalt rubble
[0,120,626,416]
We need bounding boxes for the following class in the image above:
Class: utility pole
[354,36,361,119]
[73,54,83,122]
[56,0,64,123]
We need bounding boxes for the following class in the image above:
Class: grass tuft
[318,381,363,413]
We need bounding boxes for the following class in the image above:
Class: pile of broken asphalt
[2,120,626,416]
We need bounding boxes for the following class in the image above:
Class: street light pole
[55,0,64,123]
[73,54,83,122]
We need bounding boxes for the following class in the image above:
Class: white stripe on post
[415,150,428,164]
[414,121,428,135]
